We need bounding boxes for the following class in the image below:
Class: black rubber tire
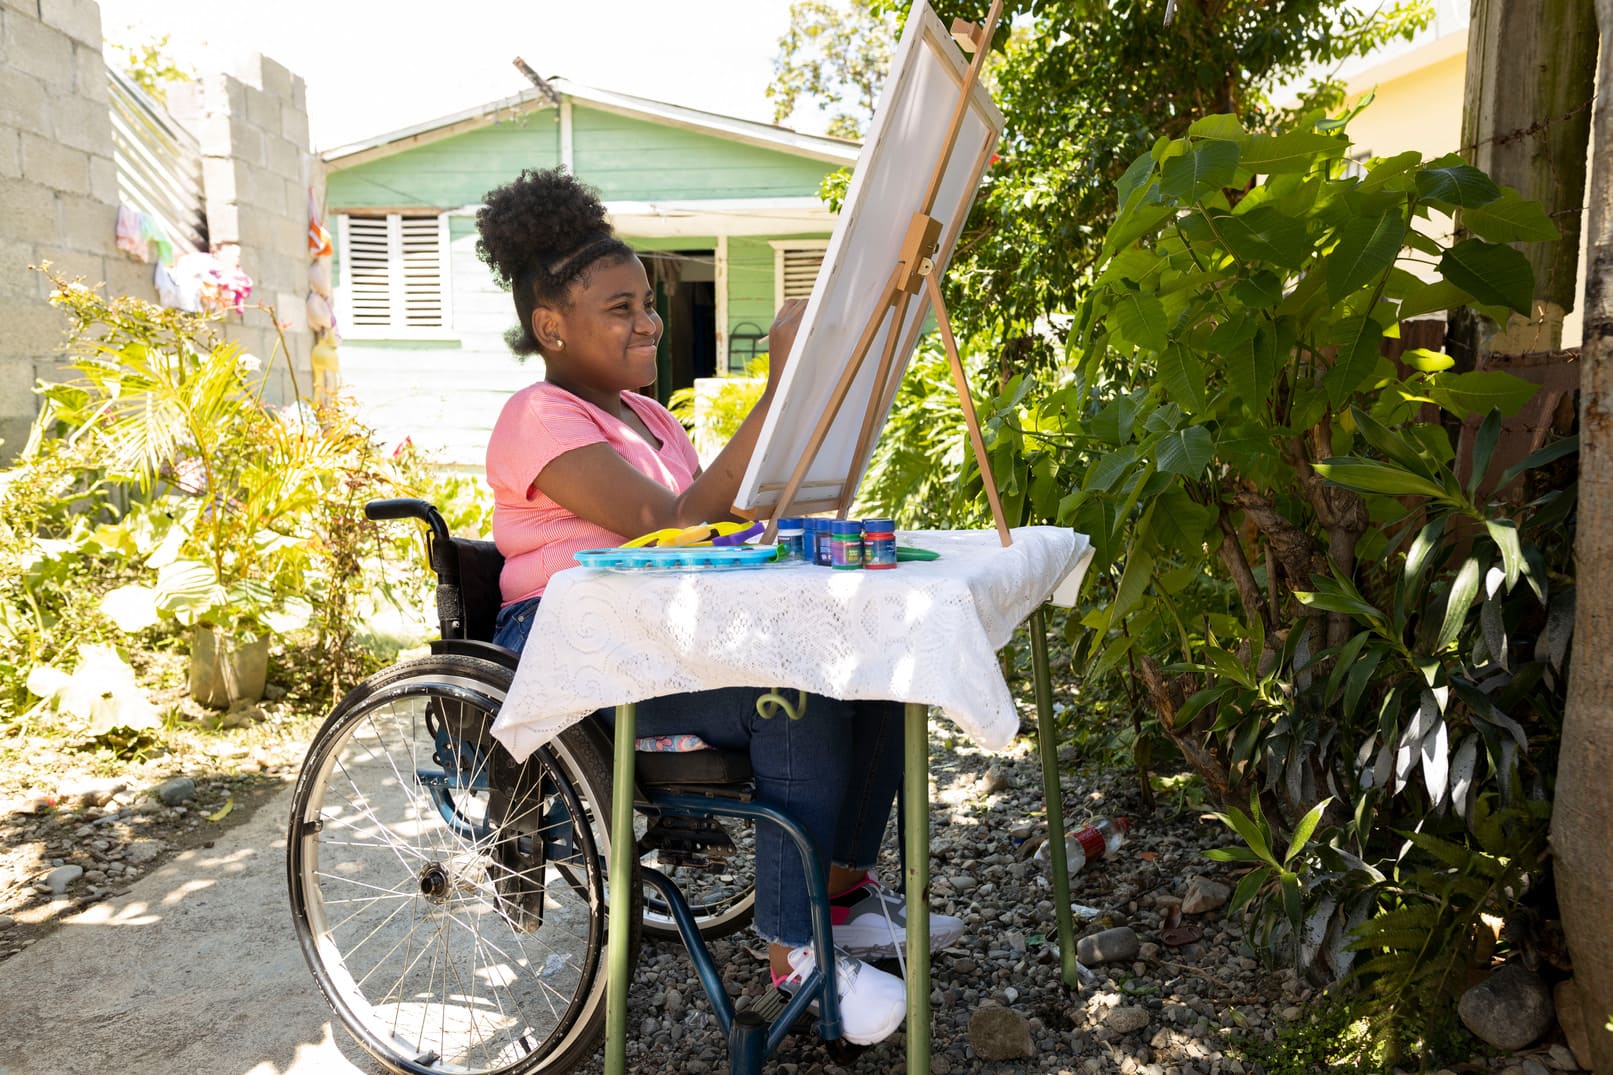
[286,653,638,1075]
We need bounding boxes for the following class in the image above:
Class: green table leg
[605,701,638,1075]
[904,700,931,1073]
[1029,606,1081,990]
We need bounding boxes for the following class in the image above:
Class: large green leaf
[1231,270,1284,308]
[1225,328,1280,413]
[1461,188,1560,243]
[1216,207,1315,268]
[1105,289,1170,353]
[1161,139,1240,201]
[1358,150,1423,192]
[1115,150,1157,213]
[1156,425,1216,476]
[1425,369,1540,418]
[1158,343,1209,414]
[1237,130,1345,175]
[1435,557,1483,650]
[1284,798,1332,865]
[1322,316,1385,405]
[1325,211,1407,302]
[1312,458,1449,499]
[1415,159,1502,208]
[1395,278,1470,321]
[1438,238,1534,315]
[1188,113,1246,140]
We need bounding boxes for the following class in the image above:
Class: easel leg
[1030,607,1081,989]
[605,702,638,1075]
[903,701,931,1073]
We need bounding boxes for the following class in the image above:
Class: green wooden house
[322,78,858,468]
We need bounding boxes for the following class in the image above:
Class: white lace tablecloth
[492,527,1093,761]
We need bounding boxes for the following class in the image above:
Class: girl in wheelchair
[475,167,963,1047]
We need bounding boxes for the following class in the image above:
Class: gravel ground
[0,696,1586,1075]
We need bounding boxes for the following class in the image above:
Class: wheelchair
[286,499,858,1075]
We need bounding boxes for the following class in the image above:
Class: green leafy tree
[769,0,902,138]
[106,32,195,105]
[897,0,1429,350]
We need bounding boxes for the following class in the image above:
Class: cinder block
[0,299,76,361]
[264,134,300,181]
[87,153,116,202]
[0,179,60,243]
[0,130,20,178]
[290,75,306,115]
[206,201,240,244]
[230,123,266,168]
[257,54,293,100]
[3,8,74,90]
[52,193,115,254]
[191,112,235,154]
[0,238,40,299]
[0,67,49,136]
[47,93,114,153]
[31,242,104,287]
[101,254,157,302]
[246,84,280,130]
[72,41,109,103]
[201,155,240,204]
[39,0,97,47]
[279,102,310,150]
[20,131,90,195]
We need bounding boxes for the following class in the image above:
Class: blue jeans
[493,596,904,947]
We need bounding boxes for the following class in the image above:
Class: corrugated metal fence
[107,68,207,255]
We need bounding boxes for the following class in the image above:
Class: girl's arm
[534,300,804,537]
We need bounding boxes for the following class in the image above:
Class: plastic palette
[574,544,779,572]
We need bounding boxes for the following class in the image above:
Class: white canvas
[733,0,1005,516]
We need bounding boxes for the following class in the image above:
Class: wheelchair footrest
[639,814,736,868]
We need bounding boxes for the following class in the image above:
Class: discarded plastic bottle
[1034,817,1130,876]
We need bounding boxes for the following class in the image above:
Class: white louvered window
[337,212,452,335]
[771,240,829,308]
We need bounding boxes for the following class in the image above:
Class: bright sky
[95,0,805,151]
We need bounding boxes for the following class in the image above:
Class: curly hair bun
[475,168,613,289]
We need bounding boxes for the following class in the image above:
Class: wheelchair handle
[364,498,469,640]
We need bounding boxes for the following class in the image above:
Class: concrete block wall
[0,0,141,459]
[169,54,316,408]
[0,0,317,461]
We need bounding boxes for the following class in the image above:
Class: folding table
[493,526,1093,1074]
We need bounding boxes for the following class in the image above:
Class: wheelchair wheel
[637,813,757,941]
[287,654,638,1075]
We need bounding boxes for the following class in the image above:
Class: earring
[553,339,564,350]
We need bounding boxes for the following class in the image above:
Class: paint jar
[829,520,864,569]
[801,518,819,564]
[776,518,805,562]
[862,518,897,569]
[813,519,835,567]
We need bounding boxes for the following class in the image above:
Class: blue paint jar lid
[831,520,862,535]
[776,517,805,533]
[863,519,895,534]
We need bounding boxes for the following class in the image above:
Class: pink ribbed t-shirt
[486,382,700,604]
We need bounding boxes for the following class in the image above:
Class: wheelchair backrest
[451,538,505,643]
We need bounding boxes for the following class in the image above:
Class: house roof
[321,77,862,170]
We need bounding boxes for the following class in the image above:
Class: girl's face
[537,256,662,401]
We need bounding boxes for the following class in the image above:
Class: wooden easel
[757,1,1012,548]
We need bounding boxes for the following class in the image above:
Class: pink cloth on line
[486,382,700,605]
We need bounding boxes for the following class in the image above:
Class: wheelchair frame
[289,498,855,1074]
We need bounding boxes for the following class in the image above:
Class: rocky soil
[0,694,1590,1075]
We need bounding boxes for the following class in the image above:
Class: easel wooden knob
[950,18,985,53]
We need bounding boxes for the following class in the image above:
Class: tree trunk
[1449,0,1598,366]
[1552,1,1613,1068]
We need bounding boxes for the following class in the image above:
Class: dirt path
[0,779,383,1075]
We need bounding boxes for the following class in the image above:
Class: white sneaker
[830,874,967,960]
[772,944,906,1046]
